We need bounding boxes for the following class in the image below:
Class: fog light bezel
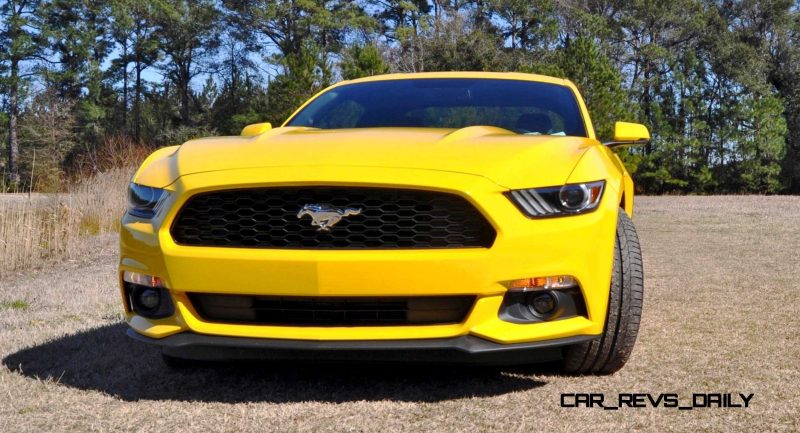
[499,288,586,323]
[122,271,174,319]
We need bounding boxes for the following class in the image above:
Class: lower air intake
[188,293,476,326]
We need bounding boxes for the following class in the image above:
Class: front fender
[566,144,628,214]
[132,145,181,188]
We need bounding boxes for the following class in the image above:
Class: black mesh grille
[188,294,476,326]
[170,187,496,249]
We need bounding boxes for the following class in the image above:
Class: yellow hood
[135,126,597,190]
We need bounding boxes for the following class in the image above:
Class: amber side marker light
[505,275,579,292]
[123,271,165,288]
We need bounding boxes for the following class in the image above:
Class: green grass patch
[1,299,29,310]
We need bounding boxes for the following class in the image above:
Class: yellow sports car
[121,72,648,374]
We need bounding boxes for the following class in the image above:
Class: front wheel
[561,211,644,375]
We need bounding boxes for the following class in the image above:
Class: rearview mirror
[604,122,650,147]
[241,122,272,137]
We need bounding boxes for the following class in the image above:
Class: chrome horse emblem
[297,204,362,232]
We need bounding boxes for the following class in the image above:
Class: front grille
[170,187,496,249]
[188,293,476,326]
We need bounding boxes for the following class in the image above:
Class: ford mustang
[121,72,647,374]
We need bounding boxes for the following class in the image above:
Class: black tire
[562,210,643,375]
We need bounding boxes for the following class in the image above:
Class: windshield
[286,78,587,136]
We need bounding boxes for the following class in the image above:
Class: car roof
[341,71,574,88]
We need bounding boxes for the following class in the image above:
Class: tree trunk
[134,53,142,143]
[6,59,20,187]
[179,59,191,125]
[122,39,129,130]
[180,78,190,124]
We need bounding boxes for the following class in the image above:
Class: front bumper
[121,166,620,346]
[128,328,597,365]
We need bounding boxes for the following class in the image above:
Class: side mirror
[240,122,272,137]
[604,121,650,147]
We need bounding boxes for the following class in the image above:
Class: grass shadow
[2,323,551,403]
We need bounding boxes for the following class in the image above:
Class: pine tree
[155,0,220,126]
[341,43,389,80]
[43,0,113,144]
[266,42,333,126]
[0,0,44,187]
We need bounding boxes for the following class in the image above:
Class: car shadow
[2,323,554,403]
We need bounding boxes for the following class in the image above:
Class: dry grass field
[0,168,130,278]
[0,196,797,432]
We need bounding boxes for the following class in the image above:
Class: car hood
[136,126,597,190]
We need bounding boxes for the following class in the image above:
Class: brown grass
[0,196,798,432]
[0,167,131,278]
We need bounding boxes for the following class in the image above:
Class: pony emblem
[297,204,362,232]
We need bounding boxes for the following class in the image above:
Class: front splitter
[127,328,597,365]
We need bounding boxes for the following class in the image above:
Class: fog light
[506,275,578,291]
[122,271,173,319]
[529,292,556,315]
[137,288,161,310]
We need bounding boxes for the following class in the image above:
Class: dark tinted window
[286,78,587,137]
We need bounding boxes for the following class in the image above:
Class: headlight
[506,180,605,217]
[128,183,168,219]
